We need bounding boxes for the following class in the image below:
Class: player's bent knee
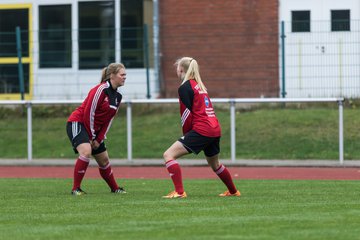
[97,160,109,168]
[83,148,92,157]
[77,145,92,158]
[163,151,173,162]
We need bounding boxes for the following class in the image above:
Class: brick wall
[159,0,279,98]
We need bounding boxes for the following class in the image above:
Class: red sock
[215,165,237,194]
[165,160,184,194]
[99,163,119,191]
[72,155,90,191]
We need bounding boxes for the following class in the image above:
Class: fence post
[230,100,236,162]
[280,21,286,98]
[143,24,151,99]
[27,102,32,161]
[16,26,25,100]
[126,101,133,161]
[338,100,344,165]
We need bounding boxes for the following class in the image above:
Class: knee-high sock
[215,164,237,194]
[165,160,184,194]
[99,162,119,191]
[72,155,90,191]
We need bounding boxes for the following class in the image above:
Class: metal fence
[0,26,155,100]
[281,20,360,98]
[1,21,360,100]
[0,98,345,164]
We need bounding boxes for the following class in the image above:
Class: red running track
[0,166,360,180]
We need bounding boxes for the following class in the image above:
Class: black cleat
[111,187,127,194]
[71,187,86,196]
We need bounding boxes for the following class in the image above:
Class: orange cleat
[219,190,241,197]
[162,191,187,199]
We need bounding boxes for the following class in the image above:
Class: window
[291,11,310,32]
[78,1,115,69]
[121,0,144,68]
[331,10,350,31]
[0,7,30,98]
[0,64,29,94]
[0,9,29,57]
[39,5,72,68]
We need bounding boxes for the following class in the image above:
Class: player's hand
[91,140,100,150]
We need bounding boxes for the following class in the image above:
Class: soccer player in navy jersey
[162,57,241,198]
[66,63,127,195]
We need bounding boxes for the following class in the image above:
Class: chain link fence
[0,21,360,99]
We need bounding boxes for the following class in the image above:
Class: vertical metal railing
[143,24,151,99]
[338,100,344,164]
[126,102,133,161]
[26,102,32,160]
[280,21,286,98]
[230,100,236,162]
[16,27,25,100]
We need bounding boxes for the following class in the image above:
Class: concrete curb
[1,159,360,167]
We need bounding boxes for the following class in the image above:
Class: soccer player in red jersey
[162,57,241,198]
[66,63,127,195]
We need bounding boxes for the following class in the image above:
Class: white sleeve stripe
[89,82,108,139]
[181,109,190,126]
[181,108,190,126]
[102,106,119,141]
[103,116,114,140]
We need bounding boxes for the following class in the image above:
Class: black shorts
[178,130,220,157]
[66,122,106,155]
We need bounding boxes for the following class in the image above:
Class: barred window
[331,10,350,32]
[39,5,72,68]
[0,9,29,57]
[79,1,115,69]
[121,0,144,68]
[0,64,29,94]
[292,11,310,33]
[0,8,30,96]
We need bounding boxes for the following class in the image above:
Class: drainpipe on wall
[16,26,25,100]
[280,21,286,98]
[153,0,162,97]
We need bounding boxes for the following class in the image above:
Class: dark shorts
[178,130,220,157]
[66,122,106,155]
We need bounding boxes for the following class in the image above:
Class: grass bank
[0,104,359,159]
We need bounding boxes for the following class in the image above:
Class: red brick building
[159,0,279,98]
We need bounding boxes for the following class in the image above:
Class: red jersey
[68,80,122,143]
[178,79,221,137]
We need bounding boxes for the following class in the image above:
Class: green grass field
[1,178,359,240]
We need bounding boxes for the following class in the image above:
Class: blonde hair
[175,57,207,92]
[100,63,125,83]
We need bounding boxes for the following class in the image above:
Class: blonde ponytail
[176,57,207,92]
[100,63,125,83]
